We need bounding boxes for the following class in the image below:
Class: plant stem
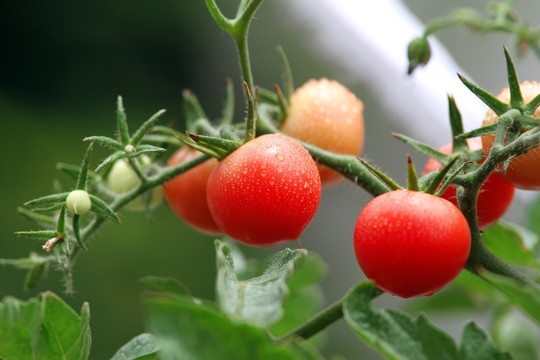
[278,300,344,341]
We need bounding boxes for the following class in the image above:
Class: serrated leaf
[270,252,327,337]
[89,194,121,223]
[111,333,159,360]
[215,240,307,327]
[482,221,540,269]
[139,276,190,295]
[144,293,321,360]
[344,281,459,360]
[483,271,540,325]
[0,291,91,360]
[460,322,511,360]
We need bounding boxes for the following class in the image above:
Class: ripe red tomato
[354,190,471,298]
[423,139,515,229]
[206,133,321,247]
[164,147,222,235]
[280,78,364,186]
[482,81,540,189]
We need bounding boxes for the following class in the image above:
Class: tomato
[280,78,364,186]
[482,81,540,189]
[66,190,92,215]
[354,190,471,298]
[423,139,515,229]
[207,133,321,247]
[164,147,222,235]
[107,156,164,211]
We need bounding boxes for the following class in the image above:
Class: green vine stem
[423,2,540,57]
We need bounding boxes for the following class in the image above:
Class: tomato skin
[423,139,515,229]
[482,81,540,189]
[164,147,222,235]
[354,190,471,298]
[280,78,364,186]
[207,133,321,247]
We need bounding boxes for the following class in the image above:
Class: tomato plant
[423,138,515,229]
[280,78,364,186]
[206,133,321,247]
[164,147,222,235]
[353,190,471,298]
[482,81,540,189]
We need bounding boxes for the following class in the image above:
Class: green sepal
[447,95,469,153]
[435,161,469,197]
[422,155,460,194]
[456,123,498,140]
[183,89,208,132]
[221,78,235,125]
[219,125,242,142]
[76,143,93,190]
[89,194,122,223]
[188,132,241,154]
[15,230,58,240]
[458,74,510,115]
[503,47,524,109]
[56,204,66,234]
[72,215,87,251]
[95,151,127,173]
[276,45,294,101]
[131,109,167,146]
[406,155,420,191]
[17,207,56,226]
[392,132,451,164]
[523,93,540,115]
[83,136,122,151]
[134,144,167,155]
[24,261,48,292]
[24,192,69,209]
[56,163,99,183]
[0,253,53,269]
[358,159,403,191]
[274,84,288,122]
[117,95,130,146]
[141,134,182,146]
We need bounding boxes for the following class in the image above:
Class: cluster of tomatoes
[161,79,540,299]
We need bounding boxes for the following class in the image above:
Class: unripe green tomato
[107,157,163,211]
[66,190,92,215]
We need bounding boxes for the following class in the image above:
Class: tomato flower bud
[66,190,92,215]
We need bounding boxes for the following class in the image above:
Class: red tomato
[482,81,540,189]
[206,133,321,247]
[280,78,364,186]
[354,190,471,298]
[164,147,222,235]
[423,139,515,229]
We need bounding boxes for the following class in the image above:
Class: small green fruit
[66,190,92,215]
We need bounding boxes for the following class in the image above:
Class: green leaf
[0,292,91,360]
[492,309,539,360]
[460,322,511,360]
[144,293,321,360]
[215,240,307,327]
[270,252,327,337]
[24,261,48,292]
[139,276,190,295]
[343,281,509,360]
[482,221,540,269]
[111,333,159,360]
[526,193,540,237]
[483,272,540,325]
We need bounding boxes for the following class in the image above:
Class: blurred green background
[1,1,539,359]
